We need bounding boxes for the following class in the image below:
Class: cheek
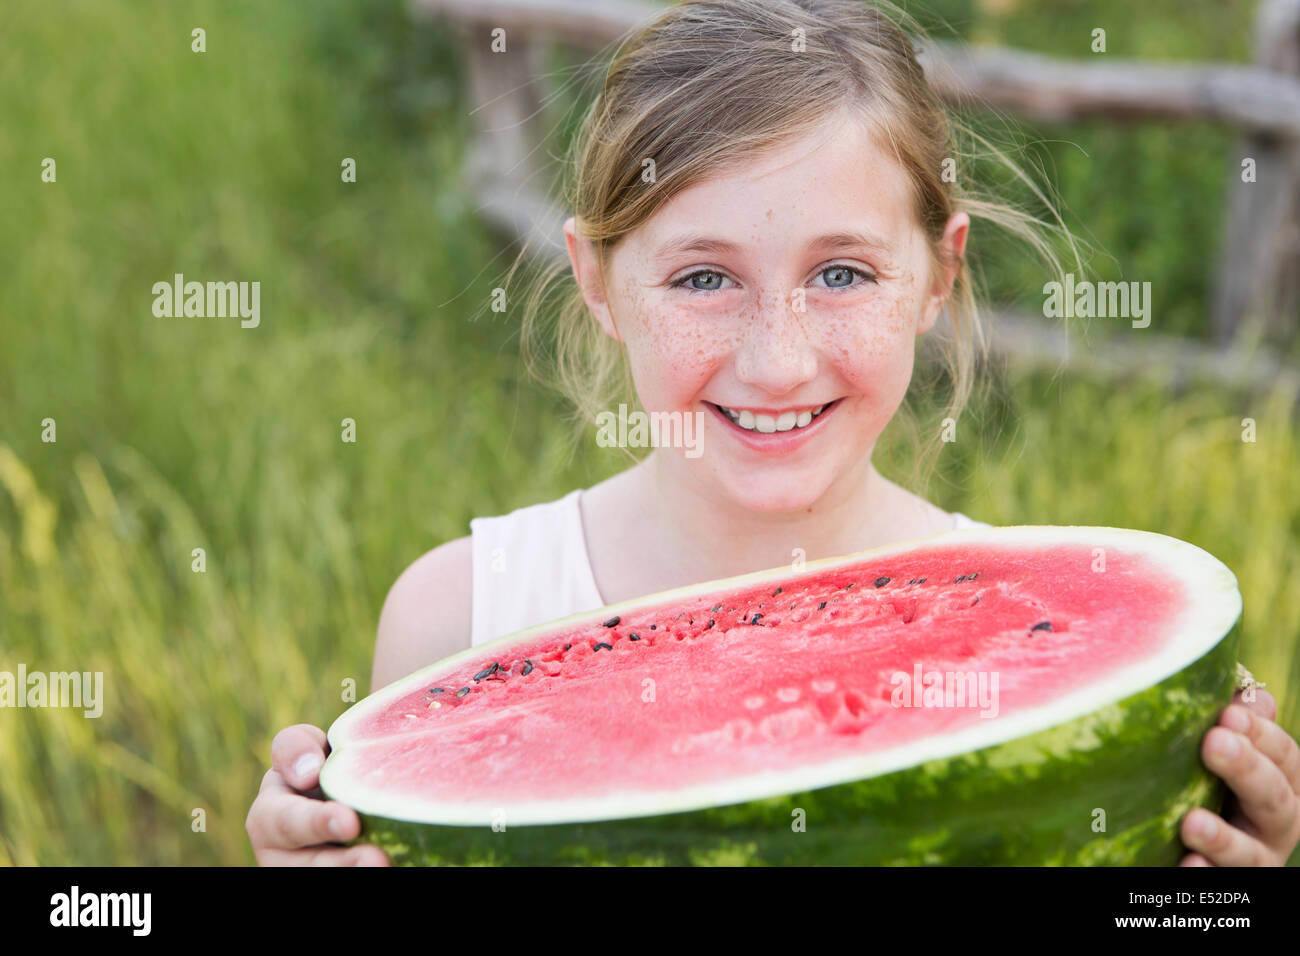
[619,292,739,409]
[816,284,919,398]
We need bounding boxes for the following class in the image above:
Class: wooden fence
[414,0,1300,392]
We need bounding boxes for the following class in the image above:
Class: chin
[720,473,831,513]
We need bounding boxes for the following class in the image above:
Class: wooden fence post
[1213,0,1300,346]
[459,17,550,196]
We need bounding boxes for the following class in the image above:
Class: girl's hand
[245,723,390,866]
[1179,689,1300,866]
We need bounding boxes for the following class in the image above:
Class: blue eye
[672,270,731,293]
[819,265,876,289]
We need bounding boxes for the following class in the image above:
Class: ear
[917,212,969,335]
[564,216,622,342]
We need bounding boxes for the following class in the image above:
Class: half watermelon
[320,526,1243,865]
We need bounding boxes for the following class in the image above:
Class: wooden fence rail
[415,0,1300,382]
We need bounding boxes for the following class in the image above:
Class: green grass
[1,0,1295,865]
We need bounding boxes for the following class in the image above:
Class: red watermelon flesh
[334,532,1201,817]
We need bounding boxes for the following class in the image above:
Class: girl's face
[566,112,968,512]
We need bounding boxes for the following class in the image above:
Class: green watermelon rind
[325,526,1243,865]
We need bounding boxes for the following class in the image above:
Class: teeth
[716,402,831,434]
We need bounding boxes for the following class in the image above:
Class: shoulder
[371,535,473,692]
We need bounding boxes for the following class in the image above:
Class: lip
[705,399,840,454]
[713,403,826,416]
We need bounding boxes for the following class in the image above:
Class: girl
[245,0,1300,866]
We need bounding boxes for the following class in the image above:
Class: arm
[371,534,474,692]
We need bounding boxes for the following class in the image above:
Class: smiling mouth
[706,400,839,434]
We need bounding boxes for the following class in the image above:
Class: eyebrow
[651,229,892,261]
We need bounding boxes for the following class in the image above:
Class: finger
[1178,852,1213,867]
[1180,809,1276,866]
[1202,725,1298,844]
[1220,703,1300,797]
[247,771,360,850]
[257,844,391,867]
[270,724,330,791]
[248,767,293,839]
[1231,687,1277,723]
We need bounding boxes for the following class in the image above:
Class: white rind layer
[319,526,1242,827]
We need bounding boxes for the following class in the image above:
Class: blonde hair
[503,0,1081,490]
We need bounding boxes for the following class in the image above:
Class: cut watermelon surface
[321,526,1242,865]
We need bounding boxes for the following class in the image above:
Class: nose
[733,287,818,396]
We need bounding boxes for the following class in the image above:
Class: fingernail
[1223,707,1250,733]
[293,753,323,782]
[1213,731,1240,757]
[328,815,343,840]
[1196,815,1219,839]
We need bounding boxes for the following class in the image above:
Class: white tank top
[469,488,991,646]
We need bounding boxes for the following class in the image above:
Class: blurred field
[0,0,1296,865]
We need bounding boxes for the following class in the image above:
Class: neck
[629,447,901,581]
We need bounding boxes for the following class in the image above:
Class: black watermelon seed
[918,577,927,584]
[650,624,656,630]
[711,604,723,613]
[456,687,469,697]
[521,660,534,675]
[873,576,890,588]
[707,619,715,629]
[955,575,966,583]
[593,642,613,652]
[968,572,979,580]
[689,618,694,625]
[1031,621,1053,632]
[818,601,827,610]
[629,633,640,641]
[844,582,855,590]
[603,616,620,627]
[473,662,500,681]
[564,643,571,651]
[429,687,445,694]
[772,586,783,597]
[750,613,764,625]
